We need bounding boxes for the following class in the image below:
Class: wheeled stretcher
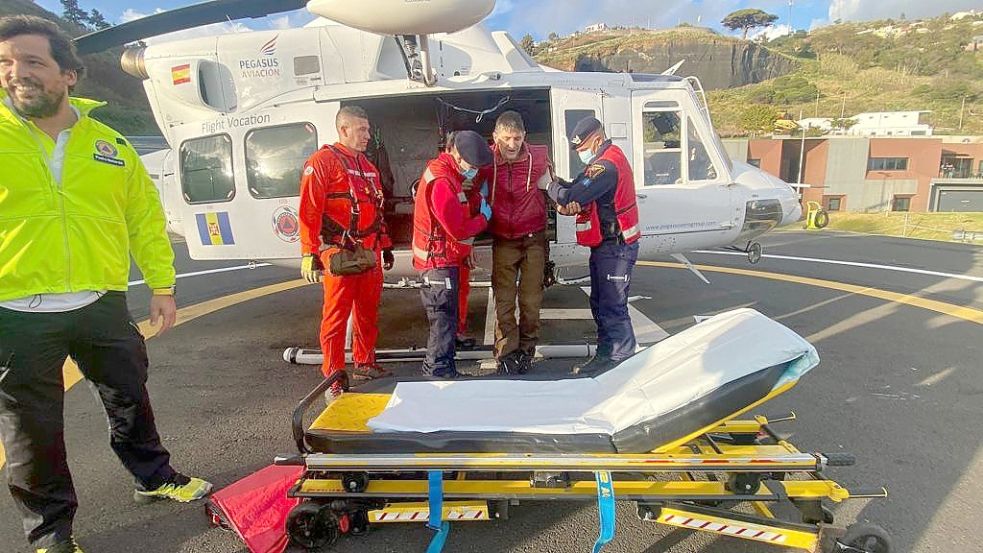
[276,309,890,552]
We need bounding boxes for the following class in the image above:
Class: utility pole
[797,108,806,185]
[788,0,794,36]
[840,93,846,118]
[815,90,820,117]
[959,96,967,131]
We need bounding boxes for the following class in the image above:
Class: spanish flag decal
[195,212,235,245]
[171,63,191,85]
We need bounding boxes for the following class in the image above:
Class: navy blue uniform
[548,141,638,361]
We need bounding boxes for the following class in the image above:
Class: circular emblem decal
[95,139,118,157]
[272,206,300,243]
[303,166,314,176]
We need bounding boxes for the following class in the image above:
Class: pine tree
[88,9,111,30]
[60,0,89,27]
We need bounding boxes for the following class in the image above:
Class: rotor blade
[73,0,309,55]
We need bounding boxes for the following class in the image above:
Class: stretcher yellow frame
[279,375,888,553]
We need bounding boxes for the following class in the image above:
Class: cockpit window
[245,123,318,199]
[687,116,718,181]
[564,109,596,177]
[641,110,682,186]
[180,134,234,204]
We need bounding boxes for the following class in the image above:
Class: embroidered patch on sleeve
[585,164,606,180]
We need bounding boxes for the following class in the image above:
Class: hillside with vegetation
[0,0,156,133]
[533,12,983,137]
[534,25,798,90]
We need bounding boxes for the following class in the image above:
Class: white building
[584,23,608,33]
[796,111,933,137]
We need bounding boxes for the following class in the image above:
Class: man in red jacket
[477,111,555,374]
[412,130,493,378]
[299,106,394,396]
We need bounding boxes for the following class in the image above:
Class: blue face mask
[578,148,594,165]
[461,167,478,181]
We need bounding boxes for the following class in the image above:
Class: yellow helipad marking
[0,279,310,469]
[637,261,983,325]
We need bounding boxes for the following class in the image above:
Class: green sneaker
[37,537,83,553]
[134,474,212,504]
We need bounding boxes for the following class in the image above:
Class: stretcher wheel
[342,472,370,493]
[834,523,892,553]
[287,501,340,550]
[725,473,762,495]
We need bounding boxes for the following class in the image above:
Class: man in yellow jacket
[0,16,210,553]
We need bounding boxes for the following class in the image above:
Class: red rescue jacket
[477,143,553,239]
[575,144,640,248]
[299,143,392,254]
[412,153,488,270]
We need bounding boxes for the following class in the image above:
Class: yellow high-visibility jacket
[0,91,174,302]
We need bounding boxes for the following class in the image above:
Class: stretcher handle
[821,453,856,467]
[292,371,348,454]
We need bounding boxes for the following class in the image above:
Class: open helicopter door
[629,87,738,255]
[550,87,604,249]
[177,103,339,261]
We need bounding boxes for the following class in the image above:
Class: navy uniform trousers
[419,266,460,377]
[0,292,176,548]
[588,240,640,361]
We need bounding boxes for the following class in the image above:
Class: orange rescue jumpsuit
[299,144,391,377]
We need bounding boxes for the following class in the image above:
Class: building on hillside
[723,135,983,213]
[584,23,608,33]
[950,10,980,20]
[796,111,933,137]
[966,35,983,52]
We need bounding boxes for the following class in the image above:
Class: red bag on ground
[206,464,304,553]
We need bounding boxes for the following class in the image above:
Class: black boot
[572,354,616,376]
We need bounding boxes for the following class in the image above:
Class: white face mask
[578,148,594,165]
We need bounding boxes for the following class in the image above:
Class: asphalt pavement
[1,230,980,553]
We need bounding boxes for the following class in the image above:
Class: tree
[721,8,779,40]
[60,0,89,27]
[520,33,535,54]
[548,32,559,41]
[739,104,778,135]
[829,118,858,132]
[87,9,111,30]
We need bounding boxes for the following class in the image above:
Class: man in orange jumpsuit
[299,106,394,397]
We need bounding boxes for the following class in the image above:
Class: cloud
[829,0,982,22]
[750,24,792,41]
[119,8,165,24]
[270,15,292,30]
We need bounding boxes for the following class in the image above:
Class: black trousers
[419,267,459,377]
[0,292,176,548]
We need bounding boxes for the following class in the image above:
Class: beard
[7,78,65,119]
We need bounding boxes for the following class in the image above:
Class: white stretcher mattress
[367,308,819,435]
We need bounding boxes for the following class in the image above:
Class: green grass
[822,212,983,243]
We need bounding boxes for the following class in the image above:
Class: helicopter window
[180,134,234,204]
[245,123,318,199]
[294,56,320,76]
[641,111,682,186]
[686,116,718,181]
[564,108,596,177]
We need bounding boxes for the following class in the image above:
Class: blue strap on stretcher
[592,471,616,553]
[426,470,450,553]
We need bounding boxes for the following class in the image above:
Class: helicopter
[74,0,802,283]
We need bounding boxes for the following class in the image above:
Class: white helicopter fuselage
[136,21,801,280]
